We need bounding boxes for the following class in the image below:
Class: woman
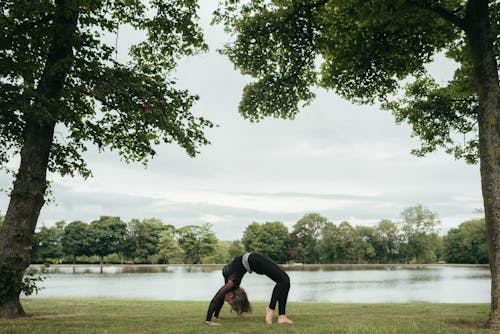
[205,252,293,325]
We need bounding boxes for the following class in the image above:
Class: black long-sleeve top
[205,254,247,322]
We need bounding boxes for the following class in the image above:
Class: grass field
[0,299,495,333]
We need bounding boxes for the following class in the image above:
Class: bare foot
[265,306,274,325]
[278,315,294,324]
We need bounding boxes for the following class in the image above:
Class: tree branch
[407,0,466,31]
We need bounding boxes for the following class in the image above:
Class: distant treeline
[0,204,486,265]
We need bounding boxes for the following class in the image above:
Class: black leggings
[249,253,290,315]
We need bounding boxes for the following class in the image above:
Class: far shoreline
[28,263,489,271]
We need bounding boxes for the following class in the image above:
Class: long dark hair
[227,287,252,315]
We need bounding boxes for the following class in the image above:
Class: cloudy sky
[0,2,483,240]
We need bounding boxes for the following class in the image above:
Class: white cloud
[0,2,482,241]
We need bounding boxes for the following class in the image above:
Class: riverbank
[28,262,489,273]
[0,299,493,333]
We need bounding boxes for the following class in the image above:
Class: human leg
[248,253,293,324]
[269,276,293,324]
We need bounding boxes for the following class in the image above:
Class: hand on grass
[206,321,221,326]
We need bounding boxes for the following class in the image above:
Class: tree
[424,232,443,263]
[287,231,299,262]
[355,225,377,263]
[335,221,365,264]
[318,222,338,263]
[157,229,181,264]
[0,0,213,317]
[372,219,401,263]
[61,220,91,265]
[241,221,291,263]
[125,218,166,263]
[399,205,440,263]
[292,213,329,264]
[30,221,65,264]
[241,222,261,253]
[215,0,499,327]
[203,241,231,264]
[444,227,473,264]
[176,224,217,264]
[444,218,488,264]
[228,240,244,259]
[88,216,127,269]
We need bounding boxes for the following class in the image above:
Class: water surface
[27,265,490,303]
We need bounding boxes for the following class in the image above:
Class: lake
[26,265,490,303]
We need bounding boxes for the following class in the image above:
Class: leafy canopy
[61,220,92,259]
[215,0,499,163]
[176,223,218,264]
[241,221,290,263]
[398,204,440,262]
[0,0,213,178]
[125,218,168,261]
[88,216,127,257]
[444,218,488,264]
[293,213,329,263]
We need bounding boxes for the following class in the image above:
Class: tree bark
[0,121,55,317]
[0,0,79,318]
[463,0,500,329]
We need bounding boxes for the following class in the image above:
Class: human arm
[206,280,234,323]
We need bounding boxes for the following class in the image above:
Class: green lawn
[0,299,494,333]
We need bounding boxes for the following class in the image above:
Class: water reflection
[26,265,490,303]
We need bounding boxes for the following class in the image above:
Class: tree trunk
[0,121,55,317]
[463,0,500,329]
[0,0,79,318]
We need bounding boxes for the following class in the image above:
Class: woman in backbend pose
[205,252,293,325]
